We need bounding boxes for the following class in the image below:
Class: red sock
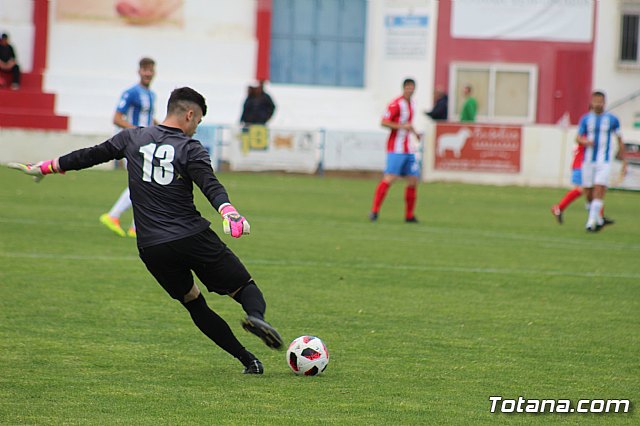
[405,186,417,219]
[372,181,390,213]
[558,188,582,211]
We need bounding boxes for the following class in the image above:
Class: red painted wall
[33,0,48,75]
[255,0,272,81]
[434,1,596,124]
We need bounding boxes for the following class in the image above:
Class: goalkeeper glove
[218,203,250,238]
[7,159,63,183]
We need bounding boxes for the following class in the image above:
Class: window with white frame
[620,2,640,64]
[449,63,538,123]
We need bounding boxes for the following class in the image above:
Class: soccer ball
[286,336,329,376]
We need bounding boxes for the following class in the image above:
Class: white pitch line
[3,216,638,252]
[1,251,638,280]
[347,233,640,252]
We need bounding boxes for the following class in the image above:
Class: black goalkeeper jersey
[58,125,230,248]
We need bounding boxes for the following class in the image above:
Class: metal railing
[194,124,426,178]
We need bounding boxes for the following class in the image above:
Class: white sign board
[451,0,594,42]
[385,15,429,58]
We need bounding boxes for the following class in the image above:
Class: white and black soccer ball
[286,336,329,376]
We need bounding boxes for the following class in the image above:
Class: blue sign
[385,15,429,28]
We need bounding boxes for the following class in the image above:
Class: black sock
[233,281,266,320]
[183,294,253,364]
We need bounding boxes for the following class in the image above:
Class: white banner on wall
[451,0,594,42]
[227,126,321,173]
[323,130,388,171]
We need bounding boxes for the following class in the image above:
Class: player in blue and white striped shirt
[100,57,157,237]
[577,91,626,232]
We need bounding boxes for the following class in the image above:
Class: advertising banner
[435,124,522,173]
[228,126,321,173]
[56,0,183,26]
[451,0,593,42]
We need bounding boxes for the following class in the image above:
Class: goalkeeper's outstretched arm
[7,137,125,182]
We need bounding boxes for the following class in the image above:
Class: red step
[0,108,68,130]
[0,70,68,130]
[0,71,42,89]
[0,89,55,109]
[20,72,43,89]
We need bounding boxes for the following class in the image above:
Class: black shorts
[138,228,252,300]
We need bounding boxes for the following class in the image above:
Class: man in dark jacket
[425,87,448,121]
[240,80,276,126]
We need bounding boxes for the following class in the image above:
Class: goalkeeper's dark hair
[592,90,606,99]
[167,87,207,117]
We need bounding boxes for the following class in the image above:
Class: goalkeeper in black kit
[8,87,283,374]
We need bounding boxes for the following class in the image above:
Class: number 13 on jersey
[139,142,175,185]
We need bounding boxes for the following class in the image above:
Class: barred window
[270,0,367,87]
[620,12,639,62]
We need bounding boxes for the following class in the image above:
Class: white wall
[0,0,34,73]
[0,128,113,170]
[593,0,640,127]
[366,0,437,132]
[4,125,638,188]
[44,0,257,133]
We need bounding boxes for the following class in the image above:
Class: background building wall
[1,1,637,136]
[592,0,640,128]
[434,0,596,125]
[2,0,438,134]
[42,0,256,133]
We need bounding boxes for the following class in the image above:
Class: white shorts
[581,162,611,187]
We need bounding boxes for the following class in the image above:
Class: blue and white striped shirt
[577,112,621,164]
[116,84,156,127]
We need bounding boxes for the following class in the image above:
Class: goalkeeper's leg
[182,285,261,372]
[188,230,283,350]
[232,280,266,320]
[231,283,283,350]
[139,241,262,373]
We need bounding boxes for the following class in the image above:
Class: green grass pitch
[0,167,638,425]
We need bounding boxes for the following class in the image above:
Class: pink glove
[7,159,63,183]
[219,203,251,238]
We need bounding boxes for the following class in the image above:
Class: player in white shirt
[576,91,626,232]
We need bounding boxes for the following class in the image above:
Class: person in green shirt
[460,84,477,122]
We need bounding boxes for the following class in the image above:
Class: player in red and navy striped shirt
[369,78,422,222]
